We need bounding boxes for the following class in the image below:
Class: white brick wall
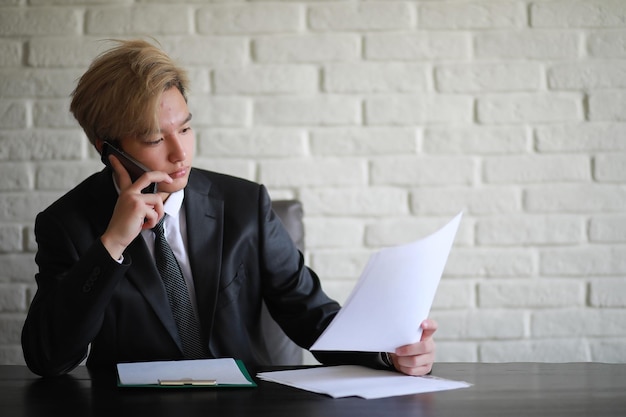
[1,0,625,366]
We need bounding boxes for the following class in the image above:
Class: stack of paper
[257,366,471,399]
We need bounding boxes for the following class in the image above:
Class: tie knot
[152,215,166,235]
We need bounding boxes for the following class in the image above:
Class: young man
[21,39,437,377]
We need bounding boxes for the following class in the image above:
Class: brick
[371,156,475,186]
[589,338,626,362]
[305,218,364,249]
[36,163,101,191]
[475,32,580,60]
[430,310,525,340]
[259,159,367,188]
[436,62,541,93]
[525,184,626,213]
[424,126,529,154]
[410,187,521,215]
[198,128,306,158]
[300,187,409,216]
[0,345,25,366]
[588,31,626,58]
[0,224,23,253]
[548,62,626,90]
[310,128,417,156]
[445,248,535,278]
[0,130,85,161]
[589,215,626,243]
[532,308,626,337]
[483,155,591,183]
[159,37,248,67]
[531,0,626,28]
[190,97,251,127]
[365,32,470,60]
[0,69,83,98]
[0,163,33,191]
[0,40,22,67]
[595,154,626,182]
[431,280,475,310]
[420,1,526,29]
[309,2,414,31]
[0,253,38,283]
[540,247,626,276]
[32,99,76,128]
[480,339,590,362]
[0,193,59,223]
[0,284,27,312]
[27,38,104,68]
[324,63,428,93]
[478,280,585,308]
[197,3,303,34]
[535,123,626,152]
[589,91,626,121]
[86,6,191,35]
[590,279,626,307]
[214,65,318,95]
[365,96,473,125]
[253,34,360,63]
[254,97,360,126]
[477,94,583,124]
[0,314,24,344]
[0,101,27,129]
[193,158,255,183]
[0,8,80,36]
[477,215,585,246]
[436,342,478,362]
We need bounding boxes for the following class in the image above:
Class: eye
[145,138,163,146]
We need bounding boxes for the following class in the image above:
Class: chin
[159,178,188,194]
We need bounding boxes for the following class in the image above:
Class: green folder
[116,358,257,388]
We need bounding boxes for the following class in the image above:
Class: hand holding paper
[311,212,462,353]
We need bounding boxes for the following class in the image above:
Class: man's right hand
[100,154,173,260]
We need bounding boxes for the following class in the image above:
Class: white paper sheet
[116,358,253,386]
[311,212,462,353]
[257,366,471,399]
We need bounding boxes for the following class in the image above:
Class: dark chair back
[259,200,305,365]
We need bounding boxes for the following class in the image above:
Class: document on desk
[116,358,256,388]
[311,212,462,353]
[257,366,471,399]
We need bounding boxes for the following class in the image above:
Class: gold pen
[158,378,218,386]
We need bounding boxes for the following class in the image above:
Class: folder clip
[158,378,217,386]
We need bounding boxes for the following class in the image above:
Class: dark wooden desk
[1,363,625,417]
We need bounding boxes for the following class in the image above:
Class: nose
[168,135,186,163]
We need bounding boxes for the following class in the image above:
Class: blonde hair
[70,39,189,148]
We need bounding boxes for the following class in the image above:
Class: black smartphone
[101,141,157,194]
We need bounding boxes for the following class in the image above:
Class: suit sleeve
[257,186,390,370]
[21,211,129,377]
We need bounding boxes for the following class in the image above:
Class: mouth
[169,166,189,179]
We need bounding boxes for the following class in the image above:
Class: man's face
[120,87,195,197]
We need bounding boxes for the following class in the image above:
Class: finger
[420,319,438,341]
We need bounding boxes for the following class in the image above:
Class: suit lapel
[183,170,224,348]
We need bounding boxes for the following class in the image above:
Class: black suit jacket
[22,168,382,377]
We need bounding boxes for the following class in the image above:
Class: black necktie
[152,215,206,359]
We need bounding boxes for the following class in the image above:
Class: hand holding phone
[101,141,157,194]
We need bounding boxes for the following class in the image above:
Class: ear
[94,139,104,154]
